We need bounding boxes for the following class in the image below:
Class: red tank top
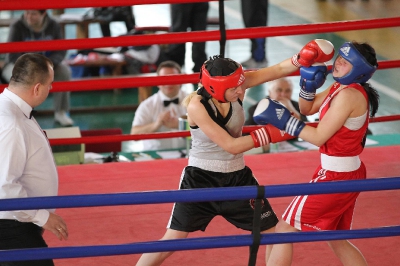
[319,82,369,156]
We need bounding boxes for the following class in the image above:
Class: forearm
[289,108,302,120]
[298,124,330,147]
[281,99,302,119]
[48,51,67,66]
[245,58,298,88]
[299,86,330,115]
[131,122,161,134]
[298,97,315,116]
[0,167,50,226]
[163,117,179,129]
[221,135,256,155]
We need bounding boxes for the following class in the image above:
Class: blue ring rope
[1,226,400,262]
[0,177,399,211]
[1,177,400,262]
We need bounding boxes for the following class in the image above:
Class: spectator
[93,6,136,37]
[1,9,74,126]
[245,77,308,125]
[0,53,68,266]
[121,30,168,75]
[240,0,269,69]
[245,77,308,152]
[130,60,188,151]
[165,3,209,73]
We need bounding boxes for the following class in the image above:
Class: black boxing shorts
[167,166,278,232]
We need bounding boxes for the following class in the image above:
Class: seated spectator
[131,60,188,151]
[246,77,307,124]
[93,6,135,37]
[1,9,74,126]
[121,30,168,75]
[245,77,308,152]
[69,30,167,78]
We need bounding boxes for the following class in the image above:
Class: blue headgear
[333,42,377,85]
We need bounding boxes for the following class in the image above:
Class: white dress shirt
[132,90,188,151]
[0,89,58,227]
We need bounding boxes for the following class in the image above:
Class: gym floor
[1,0,399,152]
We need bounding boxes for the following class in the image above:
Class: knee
[54,62,72,81]
[327,239,346,252]
[275,220,296,233]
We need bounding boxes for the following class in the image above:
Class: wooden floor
[271,0,400,60]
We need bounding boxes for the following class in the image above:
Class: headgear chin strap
[200,58,245,103]
[333,42,377,85]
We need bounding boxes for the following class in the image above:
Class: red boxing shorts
[282,162,366,231]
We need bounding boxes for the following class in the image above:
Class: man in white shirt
[131,60,188,151]
[0,53,68,266]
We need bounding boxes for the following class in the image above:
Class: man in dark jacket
[2,10,74,126]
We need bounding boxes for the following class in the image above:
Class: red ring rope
[48,115,400,146]
[0,0,212,11]
[1,60,399,92]
[0,17,399,53]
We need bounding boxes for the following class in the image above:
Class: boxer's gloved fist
[250,127,270,148]
[291,39,334,68]
[253,99,306,137]
[299,63,328,101]
[250,124,296,147]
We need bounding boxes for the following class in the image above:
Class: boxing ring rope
[1,17,399,54]
[46,114,400,145]
[0,53,399,95]
[0,16,399,92]
[2,226,400,262]
[0,0,214,11]
[2,176,400,210]
[0,59,399,92]
[1,177,400,262]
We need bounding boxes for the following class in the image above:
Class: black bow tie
[29,109,37,119]
[163,98,179,107]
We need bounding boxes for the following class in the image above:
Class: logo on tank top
[340,46,351,56]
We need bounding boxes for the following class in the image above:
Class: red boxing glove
[250,127,270,148]
[265,124,297,143]
[292,39,335,68]
[250,125,296,148]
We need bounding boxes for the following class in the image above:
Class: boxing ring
[1,0,400,265]
[1,147,400,265]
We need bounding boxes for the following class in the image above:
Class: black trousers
[241,0,269,61]
[0,220,54,266]
[99,6,136,37]
[167,3,209,72]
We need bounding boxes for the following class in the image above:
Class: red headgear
[200,57,245,103]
